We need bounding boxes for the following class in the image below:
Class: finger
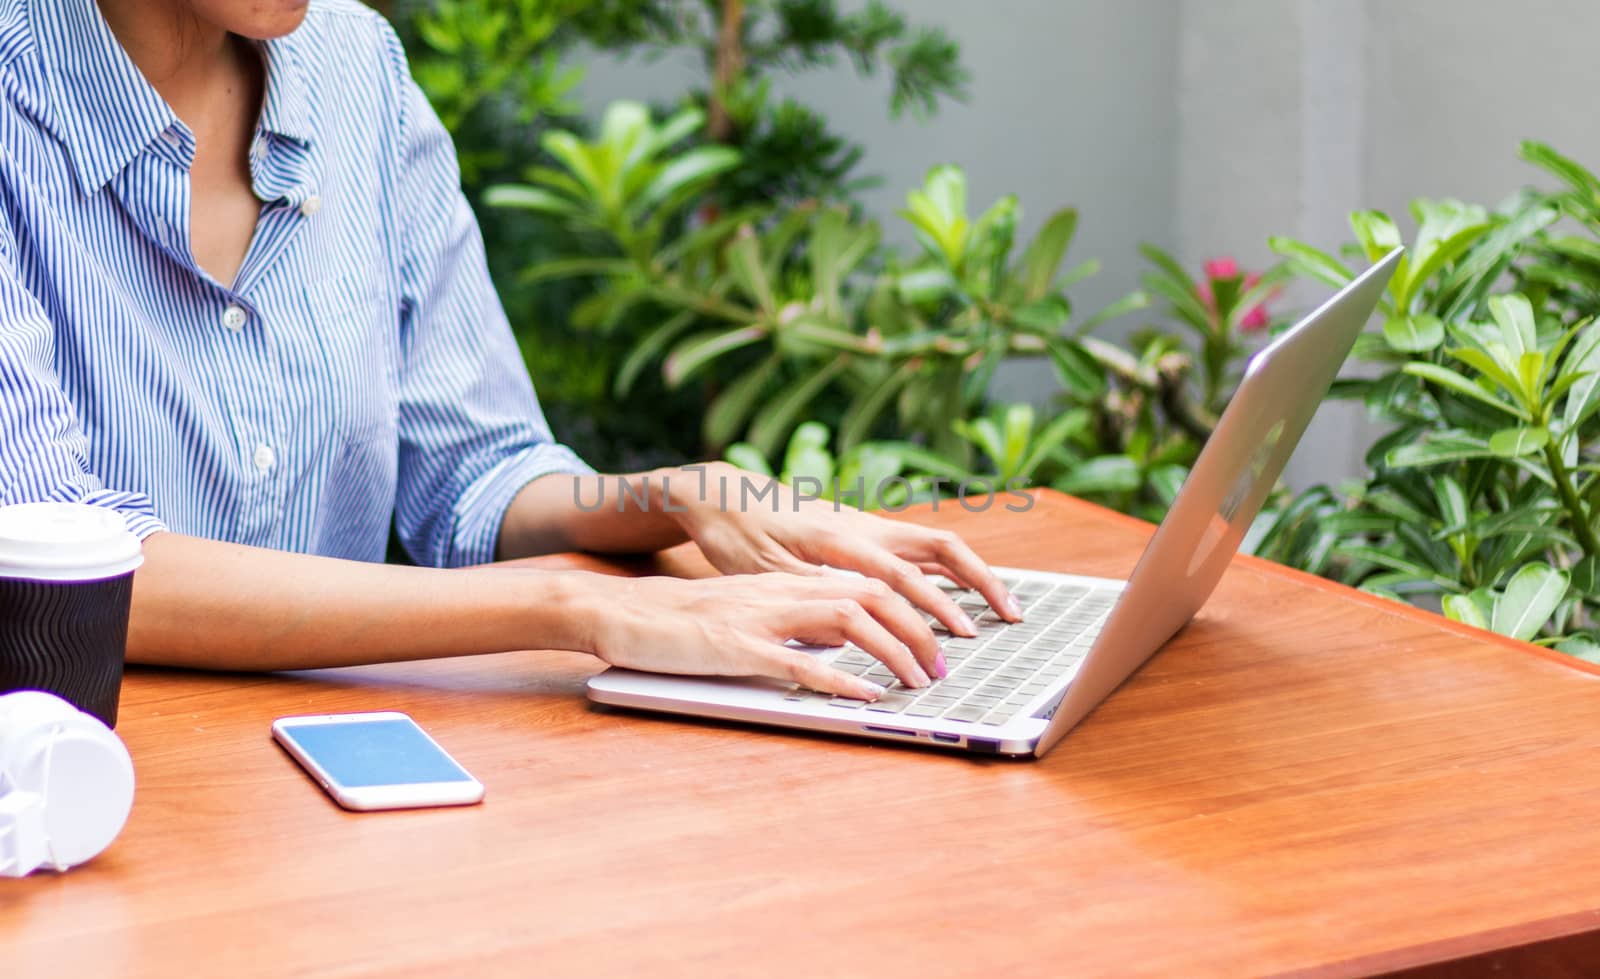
[775,598,931,688]
[917,530,1021,622]
[798,574,945,678]
[832,548,977,644]
[812,543,972,643]
[750,643,886,701]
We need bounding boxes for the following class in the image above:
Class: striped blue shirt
[0,0,590,567]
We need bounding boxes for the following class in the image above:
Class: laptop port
[863,725,918,738]
[930,732,962,744]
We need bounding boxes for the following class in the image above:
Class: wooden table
[5,490,1600,978]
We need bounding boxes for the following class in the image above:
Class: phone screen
[280,718,475,788]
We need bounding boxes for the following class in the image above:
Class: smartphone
[271,711,485,811]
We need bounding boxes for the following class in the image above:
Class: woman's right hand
[585,572,947,701]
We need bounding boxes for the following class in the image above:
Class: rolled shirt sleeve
[388,57,591,568]
[0,228,166,539]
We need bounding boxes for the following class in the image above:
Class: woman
[0,0,1019,700]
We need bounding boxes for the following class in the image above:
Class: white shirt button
[160,127,181,149]
[221,305,247,332]
[299,194,322,218]
[252,445,276,472]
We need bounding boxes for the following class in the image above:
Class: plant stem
[1542,441,1600,558]
[706,0,745,144]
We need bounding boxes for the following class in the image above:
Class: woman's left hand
[663,463,1022,639]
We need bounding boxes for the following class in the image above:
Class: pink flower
[1197,263,1273,332]
[1237,272,1269,331]
[1238,305,1270,331]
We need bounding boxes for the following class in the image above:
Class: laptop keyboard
[782,577,1120,728]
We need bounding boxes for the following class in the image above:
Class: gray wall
[579,0,1600,486]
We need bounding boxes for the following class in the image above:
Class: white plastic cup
[0,690,135,873]
[0,504,143,727]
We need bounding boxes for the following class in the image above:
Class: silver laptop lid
[1035,248,1403,755]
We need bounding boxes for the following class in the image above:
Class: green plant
[1259,142,1600,657]
[495,121,1146,460]
[395,0,971,469]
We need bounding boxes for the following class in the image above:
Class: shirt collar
[30,0,315,194]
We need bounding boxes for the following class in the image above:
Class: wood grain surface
[5,490,1600,978]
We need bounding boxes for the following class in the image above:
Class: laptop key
[904,702,943,718]
[944,704,988,723]
[866,693,917,713]
[827,697,867,709]
[833,650,876,668]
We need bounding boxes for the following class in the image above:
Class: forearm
[128,532,606,671]
[496,464,742,559]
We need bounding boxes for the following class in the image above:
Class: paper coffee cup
[0,504,144,727]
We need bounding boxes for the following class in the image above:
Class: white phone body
[271,711,485,811]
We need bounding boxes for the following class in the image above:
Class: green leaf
[1402,363,1528,419]
[484,183,585,220]
[781,421,835,490]
[1268,237,1355,288]
[702,354,781,449]
[1015,409,1090,482]
[1570,555,1600,599]
[540,130,606,201]
[1138,243,1198,293]
[1054,455,1141,496]
[1147,464,1189,506]
[1521,141,1600,197]
[1020,208,1079,301]
[1397,220,1491,309]
[1488,294,1538,360]
[1488,426,1550,457]
[748,357,850,460]
[662,326,766,388]
[1074,291,1151,337]
[1561,319,1600,431]
[1432,476,1470,530]
[1339,545,1453,584]
[1491,563,1570,641]
[1349,210,1405,264]
[1442,593,1489,630]
[953,415,1007,467]
[1047,338,1107,401]
[724,442,772,477]
[1449,346,1525,400]
[1555,636,1600,663]
[873,442,972,481]
[1384,430,1497,468]
[614,311,696,396]
[724,227,778,316]
[999,404,1034,474]
[648,107,706,155]
[1383,314,1444,353]
[839,363,915,453]
[635,146,741,216]
[516,257,633,284]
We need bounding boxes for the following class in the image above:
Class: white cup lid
[0,503,143,581]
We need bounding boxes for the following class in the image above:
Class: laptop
[588,249,1402,758]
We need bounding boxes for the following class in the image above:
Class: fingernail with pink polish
[934,652,948,678]
[858,681,886,700]
[1004,595,1023,619]
[957,612,978,635]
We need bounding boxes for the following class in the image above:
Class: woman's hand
[587,571,949,700]
[662,462,1021,639]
